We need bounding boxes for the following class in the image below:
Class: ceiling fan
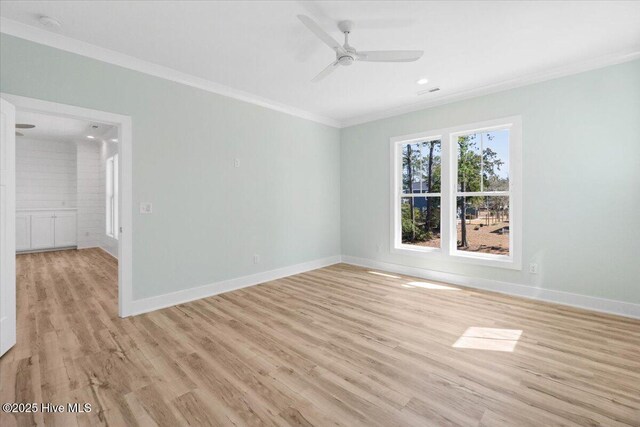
[297,15,423,82]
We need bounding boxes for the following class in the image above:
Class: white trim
[76,244,100,250]
[127,256,342,317]
[341,256,640,320]
[0,97,17,356]
[342,50,640,128]
[0,17,341,129]
[16,246,77,254]
[98,246,118,260]
[390,116,522,270]
[1,93,134,318]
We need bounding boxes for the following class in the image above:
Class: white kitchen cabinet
[30,212,56,250]
[15,214,30,251]
[16,209,77,252]
[53,212,77,247]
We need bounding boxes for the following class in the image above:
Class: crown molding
[0,17,342,128]
[341,49,640,128]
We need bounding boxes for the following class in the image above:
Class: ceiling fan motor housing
[337,54,355,66]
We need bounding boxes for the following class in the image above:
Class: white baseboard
[341,255,640,320]
[125,253,639,320]
[127,255,342,316]
[17,246,77,254]
[76,244,100,250]
[97,246,118,260]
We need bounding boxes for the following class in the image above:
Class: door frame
[2,93,134,317]
[1,97,16,355]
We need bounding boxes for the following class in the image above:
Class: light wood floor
[1,249,639,426]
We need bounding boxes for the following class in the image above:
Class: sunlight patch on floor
[367,270,401,279]
[403,281,460,290]
[453,327,522,352]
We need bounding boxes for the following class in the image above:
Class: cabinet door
[30,213,55,250]
[54,212,77,248]
[15,214,31,251]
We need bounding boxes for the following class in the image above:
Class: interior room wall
[0,34,341,301]
[6,33,635,313]
[15,138,76,209]
[340,59,640,306]
[76,140,105,249]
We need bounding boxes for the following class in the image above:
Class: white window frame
[390,116,522,270]
[106,154,119,240]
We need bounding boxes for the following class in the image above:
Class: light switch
[140,202,153,214]
[234,158,240,168]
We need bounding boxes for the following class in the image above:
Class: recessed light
[416,78,429,85]
[110,138,118,142]
[86,135,95,139]
[39,16,61,30]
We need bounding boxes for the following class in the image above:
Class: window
[106,154,119,239]
[391,117,521,269]
[400,139,442,249]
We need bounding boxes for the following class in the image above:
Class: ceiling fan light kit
[297,15,424,82]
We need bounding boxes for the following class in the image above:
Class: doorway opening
[15,111,119,256]
[1,94,133,357]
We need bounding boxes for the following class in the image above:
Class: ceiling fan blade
[15,131,24,136]
[298,15,345,54]
[356,50,423,62]
[312,61,339,82]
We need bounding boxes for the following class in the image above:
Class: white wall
[100,138,118,258]
[16,138,76,209]
[16,136,114,254]
[76,140,105,249]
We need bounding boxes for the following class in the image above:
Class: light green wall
[341,59,640,304]
[3,34,639,305]
[0,34,341,300]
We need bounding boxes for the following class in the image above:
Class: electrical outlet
[253,254,260,264]
[140,202,153,214]
[529,263,539,274]
[234,158,240,168]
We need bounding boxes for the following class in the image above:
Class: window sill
[391,245,521,270]
[450,251,521,270]
[391,245,441,258]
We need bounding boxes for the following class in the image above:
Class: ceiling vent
[418,87,441,95]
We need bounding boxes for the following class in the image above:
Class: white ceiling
[15,110,114,142]
[2,1,639,126]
